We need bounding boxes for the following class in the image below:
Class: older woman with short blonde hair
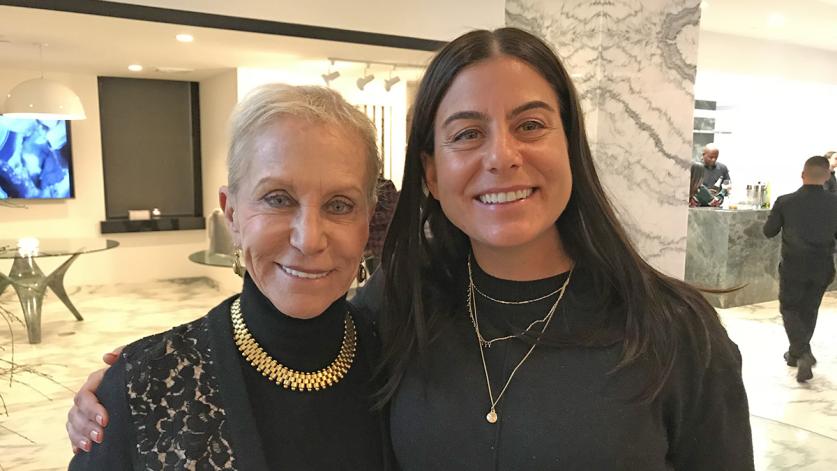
[69,83,391,470]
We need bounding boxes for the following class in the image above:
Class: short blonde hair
[227,83,381,204]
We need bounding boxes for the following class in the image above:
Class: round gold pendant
[486,409,498,424]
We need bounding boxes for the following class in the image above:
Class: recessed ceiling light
[176,33,194,43]
[767,13,786,27]
[128,64,143,72]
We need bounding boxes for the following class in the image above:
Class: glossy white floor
[0,278,835,470]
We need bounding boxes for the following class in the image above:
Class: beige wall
[0,67,213,287]
[105,0,506,41]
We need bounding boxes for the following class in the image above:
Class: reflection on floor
[719,291,837,470]
[0,278,835,470]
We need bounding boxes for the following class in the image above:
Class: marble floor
[720,292,837,470]
[0,278,835,470]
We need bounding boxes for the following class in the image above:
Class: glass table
[188,250,235,268]
[0,238,119,343]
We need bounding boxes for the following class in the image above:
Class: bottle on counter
[763,182,771,208]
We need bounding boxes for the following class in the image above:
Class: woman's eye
[519,120,545,132]
[264,192,294,207]
[453,128,481,142]
[326,198,354,215]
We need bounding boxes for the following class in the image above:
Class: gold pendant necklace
[230,298,357,392]
[467,261,573,424]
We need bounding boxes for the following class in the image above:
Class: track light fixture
[356,64,374,90]
[321,60,340,86]
[384,76,400,91]
[324,57,422,92]
[322,70,340,83]
[384,67,401,92]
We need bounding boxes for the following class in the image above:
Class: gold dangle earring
[357,260,368,284]
[232,247,245,277]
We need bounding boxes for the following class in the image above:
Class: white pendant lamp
[3,78,86,120]
[2,43,86,120]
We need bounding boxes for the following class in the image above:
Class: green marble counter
[685,208,779,308]
[685,208,836,308]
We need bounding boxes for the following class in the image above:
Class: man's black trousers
[779,271,833,358]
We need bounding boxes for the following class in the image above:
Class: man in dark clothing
[824,151,837,193]
[763,155,837,382]
[701,144,730,189]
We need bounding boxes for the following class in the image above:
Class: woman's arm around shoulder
[68,353,135,470]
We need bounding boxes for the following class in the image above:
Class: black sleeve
[763,197,783,238]
[68,357,135,470]
[669,334,754,471]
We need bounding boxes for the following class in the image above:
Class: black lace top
[69,274,387,470]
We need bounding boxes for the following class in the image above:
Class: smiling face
[221,117,372,318]
[423,55,572,270]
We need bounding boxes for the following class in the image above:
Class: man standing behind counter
[701,143,730,189]
[763,156,837,382]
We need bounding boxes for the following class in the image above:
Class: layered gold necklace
[467,258,573,423]
[230,298,357,392]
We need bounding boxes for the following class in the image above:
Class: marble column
[506,0,701,277]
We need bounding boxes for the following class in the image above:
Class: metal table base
[0,254,84,344]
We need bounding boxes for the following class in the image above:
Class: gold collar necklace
[466,258,573,423]
[230,298,357,392]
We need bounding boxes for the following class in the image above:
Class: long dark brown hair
[377,27,724,405]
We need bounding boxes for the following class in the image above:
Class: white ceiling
[0,1,834,83]
[0,6,433,82]
[700,0,837,52]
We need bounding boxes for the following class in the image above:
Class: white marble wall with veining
[507,0,701,277]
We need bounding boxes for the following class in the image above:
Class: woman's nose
[485,128,522,173]
[289,208,327,255]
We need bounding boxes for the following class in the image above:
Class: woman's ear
[422,152,439,198]
[219,186,241,245]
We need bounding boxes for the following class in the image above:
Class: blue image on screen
[0,117,74,199]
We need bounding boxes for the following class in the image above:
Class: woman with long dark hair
[68,27,753,470]
[369,27,753,469]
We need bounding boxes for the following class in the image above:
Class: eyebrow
[252,175,364,196]
[510,100,555,116]
[441,100,556,127]
[442,110,488,128]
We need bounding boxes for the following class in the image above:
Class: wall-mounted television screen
[0,117,74,199]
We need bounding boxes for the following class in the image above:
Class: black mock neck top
[382,260,753,470]
[238,274,384,470]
